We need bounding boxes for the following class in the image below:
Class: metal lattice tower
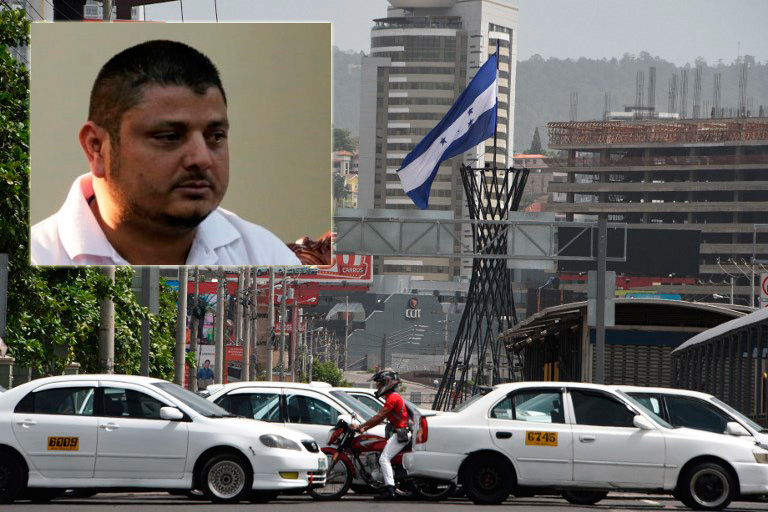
[433,164,529,411]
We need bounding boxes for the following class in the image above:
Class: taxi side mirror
[726,421,750,436]
[632,415,655,430]
[160,407,184,421]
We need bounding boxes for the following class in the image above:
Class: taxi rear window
[15,387,94,416]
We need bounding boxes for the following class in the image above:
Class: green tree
[333,172,348,202]
[0,8,176,378]
[333,127,355,152]
[530,127,543,154]
[311,360,349,387]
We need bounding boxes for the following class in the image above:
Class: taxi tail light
[415,416,428,444]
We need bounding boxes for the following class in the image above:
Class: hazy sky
[144,0,767,66]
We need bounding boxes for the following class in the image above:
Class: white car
[206,381,386,446]
[403,381,768,510]
[616,385,768,442]
[335,386,433,417]
[0,375,326,504]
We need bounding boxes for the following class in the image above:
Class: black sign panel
[557,228,700,276]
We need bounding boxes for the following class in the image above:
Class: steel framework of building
[433,164,529,411]
[548,119,768,147]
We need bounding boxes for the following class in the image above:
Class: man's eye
[209,132,227,143]
[153,133,181,143]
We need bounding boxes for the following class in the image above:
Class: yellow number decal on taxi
[47,436,79,451]
[525,431,558,446]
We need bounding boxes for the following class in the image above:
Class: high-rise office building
[358,0,519,282]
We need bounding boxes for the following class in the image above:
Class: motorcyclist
[352,369,409,501]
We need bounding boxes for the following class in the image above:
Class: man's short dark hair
[89,40,226,142]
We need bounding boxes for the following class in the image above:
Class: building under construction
[547,117,768,302]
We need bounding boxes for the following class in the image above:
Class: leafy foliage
[311,360,350,387]
[0,8,176,379]
[333,127,356,152]
[529,127,543,154]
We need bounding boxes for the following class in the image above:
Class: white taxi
[0,375,326,504]
[206,381,386,446]
[403,381,768,510]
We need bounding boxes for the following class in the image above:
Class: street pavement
[7,492,768,511]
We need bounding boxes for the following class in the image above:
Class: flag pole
[492,39,500,170]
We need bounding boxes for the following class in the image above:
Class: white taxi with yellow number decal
[0,375,326,504]
[403,381,768,511]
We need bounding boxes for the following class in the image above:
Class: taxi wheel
[561,490,608,505]
[248,490,280,503]
[679,462,734,511]
[0,453,26,504]
[200,453,253,504]
[461,455,511,505]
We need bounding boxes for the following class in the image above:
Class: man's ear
[79,121,110,178]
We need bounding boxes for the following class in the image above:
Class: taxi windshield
[329,390,376,421]
[452,392,485,413]
[616,390,675,429]
[152,382,232,418]
[711,397,768,433]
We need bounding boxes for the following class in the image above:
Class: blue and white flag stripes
[397,52,498,209]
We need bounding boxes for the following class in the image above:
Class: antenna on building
[603,92,611,120]
[668,74,678,114]
[713,73,722,118]
[680,68,688,118]
[648,66,656,114]
[738,60,748,117]
[569,92,578,121]
[635,71,645,119]
[693,64,702,118]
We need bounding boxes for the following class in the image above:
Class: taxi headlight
[753,450,768,464]
[259,434,301,451]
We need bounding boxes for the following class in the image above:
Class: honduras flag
[397,53,498,209]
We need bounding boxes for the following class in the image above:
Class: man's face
[204,360,210,369]
[101,84,229,231]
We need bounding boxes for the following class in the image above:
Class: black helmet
[369,369,401,398]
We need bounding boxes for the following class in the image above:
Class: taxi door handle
[99,423,119,431]
[579,435,596,443]
[495,431,512,439]
[16,419,37,428]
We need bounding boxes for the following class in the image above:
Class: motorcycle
[309,418,455,501]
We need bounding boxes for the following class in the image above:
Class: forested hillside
[333,48,768,149]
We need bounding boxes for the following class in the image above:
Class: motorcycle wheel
[412,478,456,501]
[310,453,353,501]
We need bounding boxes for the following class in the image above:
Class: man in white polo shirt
[31,40,300,266]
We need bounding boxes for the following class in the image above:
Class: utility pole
[242,268,251,382]
[102,0,112,21]
[189,268,200,391]
[236,269,244,349]
[380,333,387,370]
[279,274,288,382]
[595,214,607,384]
[214,269,225,384]
[174,266,188,386]
[267,267,275,381]
[99,266,115,374]
[343,296,349,371]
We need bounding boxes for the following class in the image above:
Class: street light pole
[267,267,275,382]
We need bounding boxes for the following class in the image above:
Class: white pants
[380,432,409,487]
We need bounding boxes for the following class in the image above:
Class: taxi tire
[248,490,280,503]
[200,453,253,504]
[679,462,734,511]
[0,453,26,504]
[461,455,512,505]
[561,490,608,505]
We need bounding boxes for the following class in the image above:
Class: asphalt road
[6,492,768,511]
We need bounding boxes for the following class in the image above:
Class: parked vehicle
[616,385,768,441]
[310,417,454,501]
[334,386,432,415]
[0,375,326,504]
[206,381,386,446]
[403,381,768,510]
